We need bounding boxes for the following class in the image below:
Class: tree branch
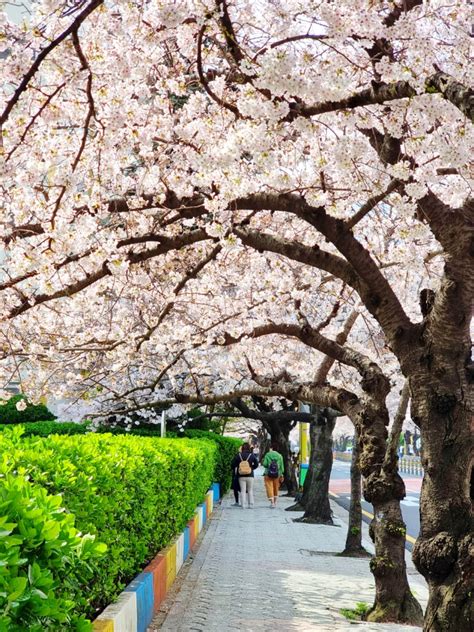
[136,243,222,350]
[346,179,400,229]
[315,310,359,383]
[197,24,241,118]
[99,382,360,418]
[0,0,104,127]
[426,70,474,123]
[234,226,359,288]
[216,0,244,64]
[383,380,410,473]
[233,192,413,343]
[8,228,212,318]
[221,319,383,386]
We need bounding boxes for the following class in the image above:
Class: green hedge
[175,430,242,494]
[0,428,218,628]
[2,422,242,496]
[0,395,56,425]
[0,435,105,631]
[0,420,89,437]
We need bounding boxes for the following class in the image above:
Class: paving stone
[149,470,428,631]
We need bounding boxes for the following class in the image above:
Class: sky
[2,1,32,23]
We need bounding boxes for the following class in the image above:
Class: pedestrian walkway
[149,470,428,631]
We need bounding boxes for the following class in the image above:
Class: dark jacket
[231,451,259,477]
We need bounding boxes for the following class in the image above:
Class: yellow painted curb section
[206,490,213,516]
[93,619,114,631]
[330,492,417,546]
[165,543,177,591]
[361,508,417,545]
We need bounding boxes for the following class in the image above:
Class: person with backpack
[231,442,259,508]
[262,442,285,508]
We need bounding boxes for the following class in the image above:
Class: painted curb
[175,532,184,573]
[211,482,220,503]
[124,572,154,632]
[93,483,220,632]
[94,591,137,632]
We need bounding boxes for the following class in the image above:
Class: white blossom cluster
[0,0,471,419]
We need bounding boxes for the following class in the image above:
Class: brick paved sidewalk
[149,470,428,631]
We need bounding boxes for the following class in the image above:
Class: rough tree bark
[340,430,369,557]
[392,196,474,631]
[410,369,473,631]
[293,409,336,524]
[256,425,270,461]
[353,371,423,625]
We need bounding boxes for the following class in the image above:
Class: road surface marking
[330,484,418,546]
[360,508,417,545]
[401,498,420,507]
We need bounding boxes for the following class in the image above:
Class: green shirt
[262,450,284,476]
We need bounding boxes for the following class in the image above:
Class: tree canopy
[0,2,472,628]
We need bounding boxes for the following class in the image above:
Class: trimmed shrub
[0,420,89,437]
[177,430,242,494]
[4,423,241,497]
[0,457,105,631]
[0,395,56,425]
[0,428,217,622]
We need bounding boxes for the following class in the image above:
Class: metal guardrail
[333,451,352,462]
[333,452,424,476]
[398,456,423,476]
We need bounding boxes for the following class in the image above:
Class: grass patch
[340,601,370,621]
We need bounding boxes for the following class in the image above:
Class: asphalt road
[329,459,422,551]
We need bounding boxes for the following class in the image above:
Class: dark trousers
[232,475,239,502]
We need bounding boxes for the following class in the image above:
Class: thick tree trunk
[404,429,412,455]
[410,373,473,632]
[278,429,298,496]
[367,494,422,623]
[286,425,315,512]
[294,413,335,524]
[340,431,369,557]
[354,387,423,625]
[258,428,270,463]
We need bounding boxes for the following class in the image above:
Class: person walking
[262,442,285,508]
[231,452,241,506]
[231,442,259,508]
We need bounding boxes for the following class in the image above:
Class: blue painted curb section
[93,482,220,632]
[124,573,154,632]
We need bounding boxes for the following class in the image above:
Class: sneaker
[232,502,240,506]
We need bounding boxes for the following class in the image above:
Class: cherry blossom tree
[0,1,472,629]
